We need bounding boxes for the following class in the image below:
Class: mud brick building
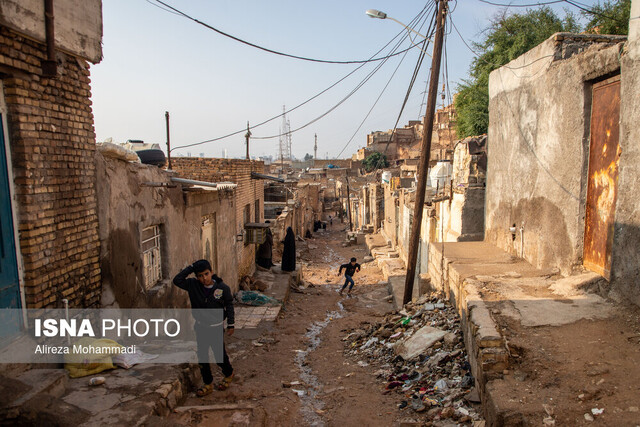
[171,158,265,280]
[95,151,239,306]
[0,0,103,321]
[487,29,640,306]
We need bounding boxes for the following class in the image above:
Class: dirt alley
[166,226,404,426]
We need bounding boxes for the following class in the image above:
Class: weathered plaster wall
[486,34,625,274]
[446,188,485,242]
[95,154,238,307]
[613,0,640,306]
[0,0,102,63]
[382,184,397,245]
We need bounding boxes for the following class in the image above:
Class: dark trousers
[195,325,233,384]
[341,275,355,291]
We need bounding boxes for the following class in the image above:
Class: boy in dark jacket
[338,257,361,296]
[173,259,235,396]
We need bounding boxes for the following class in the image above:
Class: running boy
[173,259,235,396]
[338,257,361,296]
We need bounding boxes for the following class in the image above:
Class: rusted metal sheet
[583,76,621,280]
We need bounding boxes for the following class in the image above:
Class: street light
[365,9,386,19]
[365,8,431,44]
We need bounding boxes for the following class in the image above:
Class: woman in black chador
[256,229,274,269]
[281,227,296,272]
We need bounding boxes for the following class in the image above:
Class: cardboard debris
[394,325,447,361]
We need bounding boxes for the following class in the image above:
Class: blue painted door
[0,114,22,341]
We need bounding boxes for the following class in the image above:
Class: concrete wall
[486,33,625,274]
[1,26,101,308]
[295,183,322,237]
[613,0,640,305]
[382,184,397,245]
[358,182,384,232]
[95,154,238,307]
[0,0,102,63]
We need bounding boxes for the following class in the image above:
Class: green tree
[362,152,388,172]
[583,0,631,35]
[455,7,580,138]
[304,153,313,161]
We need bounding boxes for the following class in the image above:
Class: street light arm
[366,9,432,56]
[386,16,428,40]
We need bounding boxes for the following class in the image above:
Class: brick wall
[171,158,265,279]
[313,159,362,169]
[0,26,101,308]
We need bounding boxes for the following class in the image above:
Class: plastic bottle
[88,376,105,386]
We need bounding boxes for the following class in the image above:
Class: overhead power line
[476,0,564,7]
[335,2,438,159]
[449,17,555,75]
[171,2,433,152]
[152,0,422,65]
[251,3,438,142]
[370,4,439,172]
[563,0,624,22]
[475,0,624,23]
[334,42,413,159]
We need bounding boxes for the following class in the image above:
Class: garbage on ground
[290,279,309,294]
[282,380,302,388]
[88,376,106,386]
[113,349,158,369]
[342,292,484,424]
[64,337,123,378]
[235,290,281,306]
[239,275,268,292]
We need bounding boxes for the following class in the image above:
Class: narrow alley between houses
[3,2,640,427]
[162,226,483,426]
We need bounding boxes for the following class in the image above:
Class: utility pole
[345,172,353,232]
[165,111,171,169]
[245,121,251,160]
[403,0,448,305]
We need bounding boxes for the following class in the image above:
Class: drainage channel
[294,301,345,426]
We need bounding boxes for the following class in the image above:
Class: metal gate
[583,76,621,280]
[0,113,22,342]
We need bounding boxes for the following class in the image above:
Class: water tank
[381,171,391,184]
[427,162,452,189]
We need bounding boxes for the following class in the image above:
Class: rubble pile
[343,293,484,424]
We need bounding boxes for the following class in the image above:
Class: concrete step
[2,368,68,410]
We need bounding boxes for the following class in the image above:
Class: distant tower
[314,134,318,160]
[287,120,292,160]
[278,106,291,161]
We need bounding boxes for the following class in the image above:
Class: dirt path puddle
[294,301,344,426]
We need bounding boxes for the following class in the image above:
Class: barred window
[141,225,162,289]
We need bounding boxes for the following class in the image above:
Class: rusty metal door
[583,76,621,280]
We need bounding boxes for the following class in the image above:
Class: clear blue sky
[91,0,601,159]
